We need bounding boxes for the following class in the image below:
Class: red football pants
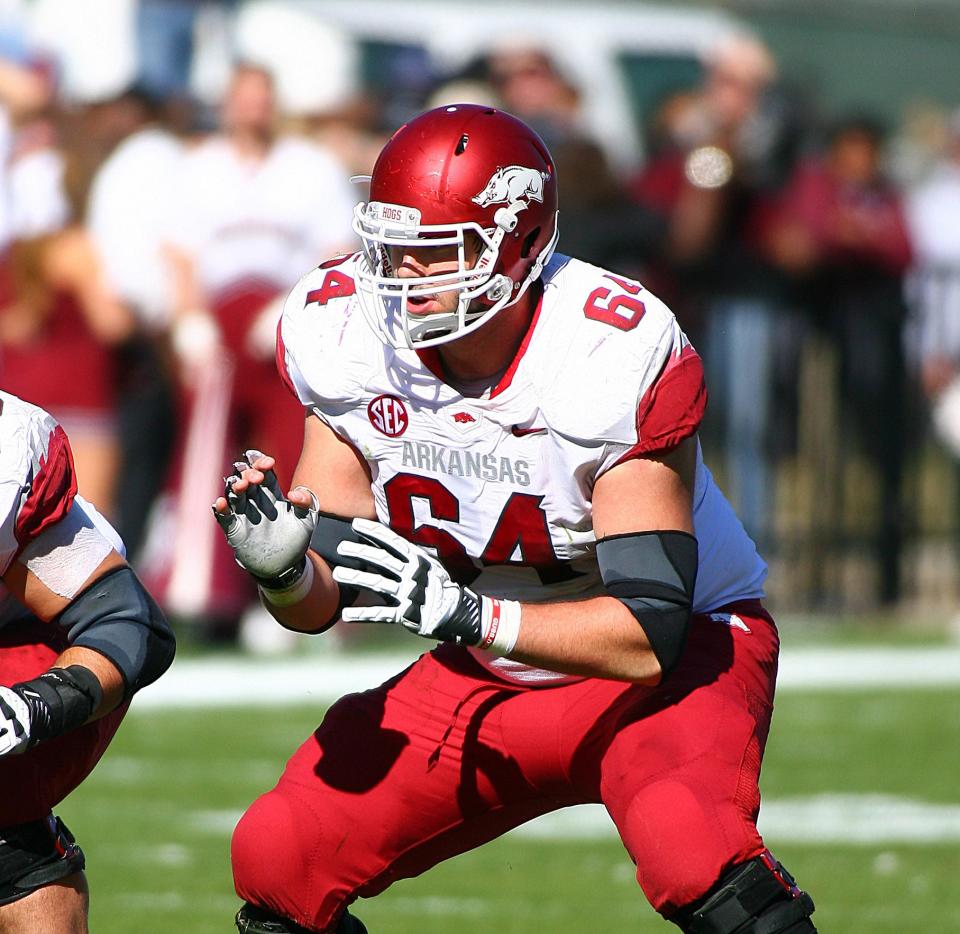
[232,601,779,931]
[0,618,127,826]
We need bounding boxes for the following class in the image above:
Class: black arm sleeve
[53,566,176,697]
[309,512,366,618]
[596,531,698,677]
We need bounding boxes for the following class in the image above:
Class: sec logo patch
[368,394,408,437]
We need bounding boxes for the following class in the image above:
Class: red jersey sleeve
[14,422,79,547]
[617,341,707,463]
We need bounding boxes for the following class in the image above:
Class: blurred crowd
[1,0,958,643]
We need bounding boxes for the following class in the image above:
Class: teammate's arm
[0,544,175,756]
[212,412,376,634]
[2,553,126,715]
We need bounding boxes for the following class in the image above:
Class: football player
[155,62,356,629]
[0,391,175,931]
[215,104,816,934]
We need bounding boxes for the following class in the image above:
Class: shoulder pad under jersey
[533,256,706,454]
[275,253,380,410]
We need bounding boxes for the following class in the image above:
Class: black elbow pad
[54,566,175,697]
[596,531,698,676]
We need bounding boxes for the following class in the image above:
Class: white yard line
[188,794,960,845]
[757,794,960,844]
[777,646,960,689]
[513,795,960,844]
[133,652,416,708]
[132,646,960,709]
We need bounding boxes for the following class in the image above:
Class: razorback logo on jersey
[449,407,482,435]
[472,166,549,210]
[368,395,408,437]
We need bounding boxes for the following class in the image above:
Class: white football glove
[213,450,317,583]
[0,686,32,756]
[333,518,521,655]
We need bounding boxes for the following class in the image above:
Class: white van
[246,0,747,171]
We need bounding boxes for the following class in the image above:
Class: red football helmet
[353,104,559,348]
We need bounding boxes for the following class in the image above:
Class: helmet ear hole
[520,227,541,259]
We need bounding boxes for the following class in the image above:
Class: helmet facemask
[353,198,549,349]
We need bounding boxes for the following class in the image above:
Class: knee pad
[671,850,816,933]
[235,902,367,934]
[337,913,368,934]
[236,902,316,933]
[0,814,85,906]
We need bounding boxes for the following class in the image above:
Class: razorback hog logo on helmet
[472,165,550,210]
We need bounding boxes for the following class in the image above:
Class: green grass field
[57,664,960,934]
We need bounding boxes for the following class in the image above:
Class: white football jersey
[278,253,767,682]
